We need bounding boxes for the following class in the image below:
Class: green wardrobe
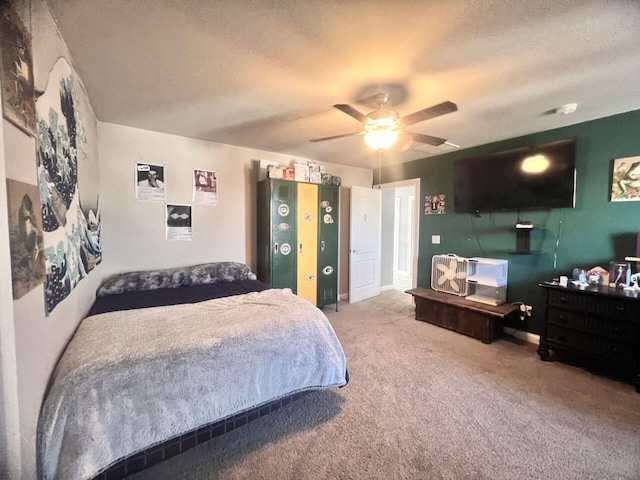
[257,179,339,309]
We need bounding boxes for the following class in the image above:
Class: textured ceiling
[46,0,640,170]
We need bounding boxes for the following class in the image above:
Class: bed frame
[93,390,311,479]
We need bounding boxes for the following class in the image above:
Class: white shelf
[466,276,507,287]
[465,294,504,306]
[466,257,508,306]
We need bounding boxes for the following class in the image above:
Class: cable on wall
[552,209,564,277]
[469,214,486,257]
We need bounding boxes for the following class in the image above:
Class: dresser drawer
[547,289,608,315]
[546,325,637,364]
[608,298,640,323]
[547,308,639,342]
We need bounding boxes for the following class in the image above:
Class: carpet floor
[128,289,640,479]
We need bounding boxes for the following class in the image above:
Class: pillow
[97,262,257,297]
[188,262,256,285]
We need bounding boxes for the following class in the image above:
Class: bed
[37,262,348,480]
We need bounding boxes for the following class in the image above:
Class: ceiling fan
[310,93,457,151]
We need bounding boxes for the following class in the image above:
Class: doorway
[375,178,420,292]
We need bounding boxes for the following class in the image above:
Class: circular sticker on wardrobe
[280,243,292,255]
[277,223,289,231]
[278,204,290,216]
[323,214,334,224]
[307,275,315,281]
[325,206,332,213]
[322,266,334,275]
[320,201,329,208]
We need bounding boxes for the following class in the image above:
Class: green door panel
[317,185,339,307]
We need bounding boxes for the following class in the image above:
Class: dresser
[538,283,640,392]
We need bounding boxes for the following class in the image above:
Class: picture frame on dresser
[608,261,631,288]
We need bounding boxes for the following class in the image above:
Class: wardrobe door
[296,183,318,304]
[257,179,297,291]
[317,185,339,308]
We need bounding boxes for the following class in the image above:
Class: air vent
[413,141,460,155]
[276,185,289,199]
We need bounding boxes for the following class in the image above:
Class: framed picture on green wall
[425,194,446,214]
[611,156,640,201]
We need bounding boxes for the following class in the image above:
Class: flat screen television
[453,137,577,214]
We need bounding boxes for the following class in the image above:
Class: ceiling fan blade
[400,101,457,126]
[405,131,447,147]
[333,104,368,123]
[310,131,362,143]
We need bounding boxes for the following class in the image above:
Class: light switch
[432,235,441,244]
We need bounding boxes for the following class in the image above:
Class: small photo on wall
[6,179,45,299]
[193,169,218,206]
[136,163,165,202]
[0,3,36,136]
[424,194,446,214]
[610,156,640,202]
[166,204,192,241]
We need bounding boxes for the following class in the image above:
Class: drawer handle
[557,313,567,323]
[559,295,568,303]
[615,306,626,313]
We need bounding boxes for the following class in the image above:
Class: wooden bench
[405,287,519,344]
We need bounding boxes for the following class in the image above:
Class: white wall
[380,189,395,286]
[98,122,372,293]
[0,119,21,480]
[395,186,414,272]
[99,123,252,275]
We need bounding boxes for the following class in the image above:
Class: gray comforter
[37,288,347,480]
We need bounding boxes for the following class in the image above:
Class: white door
[349,186,381,303]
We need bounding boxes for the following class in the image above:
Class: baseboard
[503,327,539,344]
[380,284,395,291]
[340,293,349,301]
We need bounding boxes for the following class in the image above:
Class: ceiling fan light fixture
[363,114,401,150]
[364,128,399,150]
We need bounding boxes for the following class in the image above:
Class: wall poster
[193,168,217,206]
[36,57,102,314]
[424,194,446,214]
[0,2,36,136]
[166,204,192,241]
[6,179,46,299]
[136,163,166,202]
[610,156,640,202]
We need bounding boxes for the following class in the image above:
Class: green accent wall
[380,109,640,334]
